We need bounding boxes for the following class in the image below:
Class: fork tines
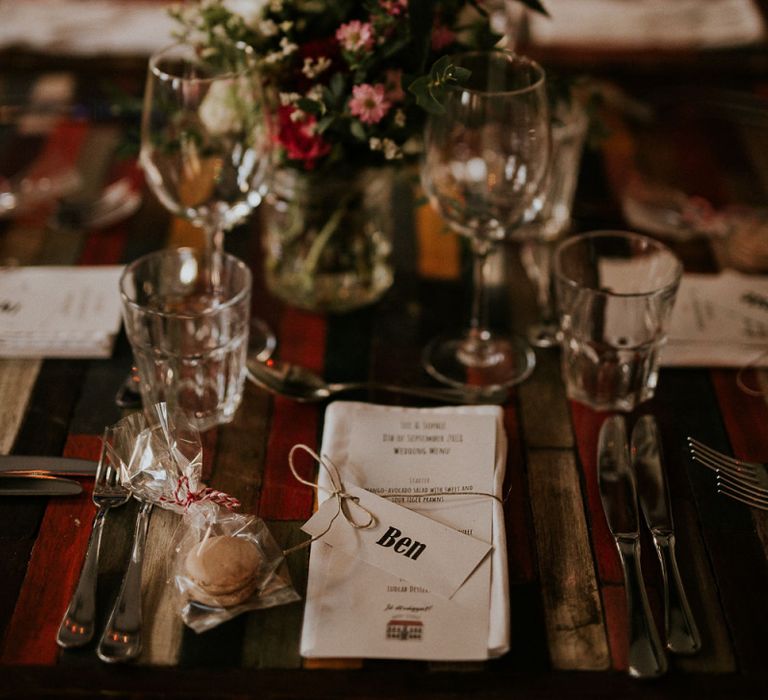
[687,437,768,512]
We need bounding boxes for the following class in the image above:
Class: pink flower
[335,20,375,53]
[349,83,391,125]
[380,0,408,16]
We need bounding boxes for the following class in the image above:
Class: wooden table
[1,48,768,698]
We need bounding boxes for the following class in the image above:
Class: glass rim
[553,230,683,299]
[148,41,257,84]
[119,247,252,319]
[445,50,546,98]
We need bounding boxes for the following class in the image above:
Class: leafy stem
[407,55,471,116]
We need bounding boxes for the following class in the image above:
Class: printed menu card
[300,402,509,661]
[0,265,124,358]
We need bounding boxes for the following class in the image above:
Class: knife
[632,415,701,655]
[0,455,97,477]
[0,474,83,496]
[598,415,667,679]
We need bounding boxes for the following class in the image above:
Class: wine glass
[140,41,275,358]
[518,96,588,347]
[420,51,550,388]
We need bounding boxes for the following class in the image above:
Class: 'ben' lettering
[375,525,426,561]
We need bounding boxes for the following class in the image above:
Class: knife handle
[617,538,668,678]
[654,533,701,654]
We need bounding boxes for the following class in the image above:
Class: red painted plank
[257,308,326,520]
[569,402,624,584]
[710,369,768,462]
[0,434,100,665]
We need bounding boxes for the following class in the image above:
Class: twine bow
[159,475,241,512]
[282,444,376,555]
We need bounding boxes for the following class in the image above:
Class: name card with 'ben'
[302,484,492,599]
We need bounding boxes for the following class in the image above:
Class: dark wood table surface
[2,41,768,699]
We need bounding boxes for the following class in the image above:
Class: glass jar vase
[262,167,395,313]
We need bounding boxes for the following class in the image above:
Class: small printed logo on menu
[386,618,423,641]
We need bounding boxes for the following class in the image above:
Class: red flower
[277,105,331,170]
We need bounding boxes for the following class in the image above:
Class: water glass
[553,231,682,412]
[120,248,251,430]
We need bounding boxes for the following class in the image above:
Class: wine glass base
[249,318,277,363]
[423,332,536,390]
[527,322,562,349]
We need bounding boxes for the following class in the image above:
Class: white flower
[306,85,324,102]
[394,109,406,128]
[279,91,301,106]
[279,37,298,56]
[289,108,307,123]
[302,56,332,80]
[199,79,252,137]
[269,0,283,11]
[368,136,402,159]
[258,19,279,37]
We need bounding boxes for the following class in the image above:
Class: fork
[96,498,153,663]
[56,431,130,648]
[687,438,768,511]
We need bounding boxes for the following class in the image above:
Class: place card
[300,402,509,661]
[0,265,124,358]
[302,485,493,600]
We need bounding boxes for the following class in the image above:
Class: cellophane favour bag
[105,404,299,633]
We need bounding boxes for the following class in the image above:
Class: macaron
[185,535,263,607]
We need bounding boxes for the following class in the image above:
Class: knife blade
[632,415,701,655]
[0,474,83,496]
[0,455,97,476]
[598,415,667,679]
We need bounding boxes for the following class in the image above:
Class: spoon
[246,359,508,405]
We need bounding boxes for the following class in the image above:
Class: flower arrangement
[173,0,546,173]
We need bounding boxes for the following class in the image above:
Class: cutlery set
[598,415,700,679]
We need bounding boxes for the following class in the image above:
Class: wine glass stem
[468,238,493,344]
[205,225,225,292]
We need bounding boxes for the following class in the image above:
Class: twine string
[282,443,506,557]
[282,444,376,556]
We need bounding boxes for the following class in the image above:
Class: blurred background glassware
[420,50,550,389]
[140,41,274,357]
[517,96,589,347]
[120,248,251,431]
[553,231,682,412]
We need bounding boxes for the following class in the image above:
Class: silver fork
[687,437,768,511]
[56,431,130,648]
[96,498,153,663]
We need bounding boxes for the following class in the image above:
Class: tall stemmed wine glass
[421,51,550,388]
[140,42,275,358]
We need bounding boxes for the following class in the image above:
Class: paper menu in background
[662,271,768,367]
[300,402,508,661]
[0,266,124,358]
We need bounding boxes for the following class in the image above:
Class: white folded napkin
[0,266,124,359]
